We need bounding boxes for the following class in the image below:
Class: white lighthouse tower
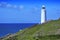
[41,5,46,24]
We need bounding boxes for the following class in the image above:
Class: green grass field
[2,19,60,40]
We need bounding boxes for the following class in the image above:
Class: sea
[0,23,37,37]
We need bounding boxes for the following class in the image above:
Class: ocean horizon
[0,23,37,37]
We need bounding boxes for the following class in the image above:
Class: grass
[2,19,60,40]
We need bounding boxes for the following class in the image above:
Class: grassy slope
[4,19,60,40]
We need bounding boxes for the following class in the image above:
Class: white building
[41,5,46,24]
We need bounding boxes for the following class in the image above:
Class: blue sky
[0,0,60,23]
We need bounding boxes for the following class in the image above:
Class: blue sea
[0,23,37,37]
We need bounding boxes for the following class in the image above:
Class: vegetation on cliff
[2,19,60,40]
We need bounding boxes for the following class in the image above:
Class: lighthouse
[41,5,46,24]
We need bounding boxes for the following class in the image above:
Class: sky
[0,0,60,23]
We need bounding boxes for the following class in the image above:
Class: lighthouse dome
[42,5,45,9]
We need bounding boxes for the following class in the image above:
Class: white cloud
[6,4,12,8]
[19,5,24,9]
[0,2,7,7]
[1,2,7,4]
